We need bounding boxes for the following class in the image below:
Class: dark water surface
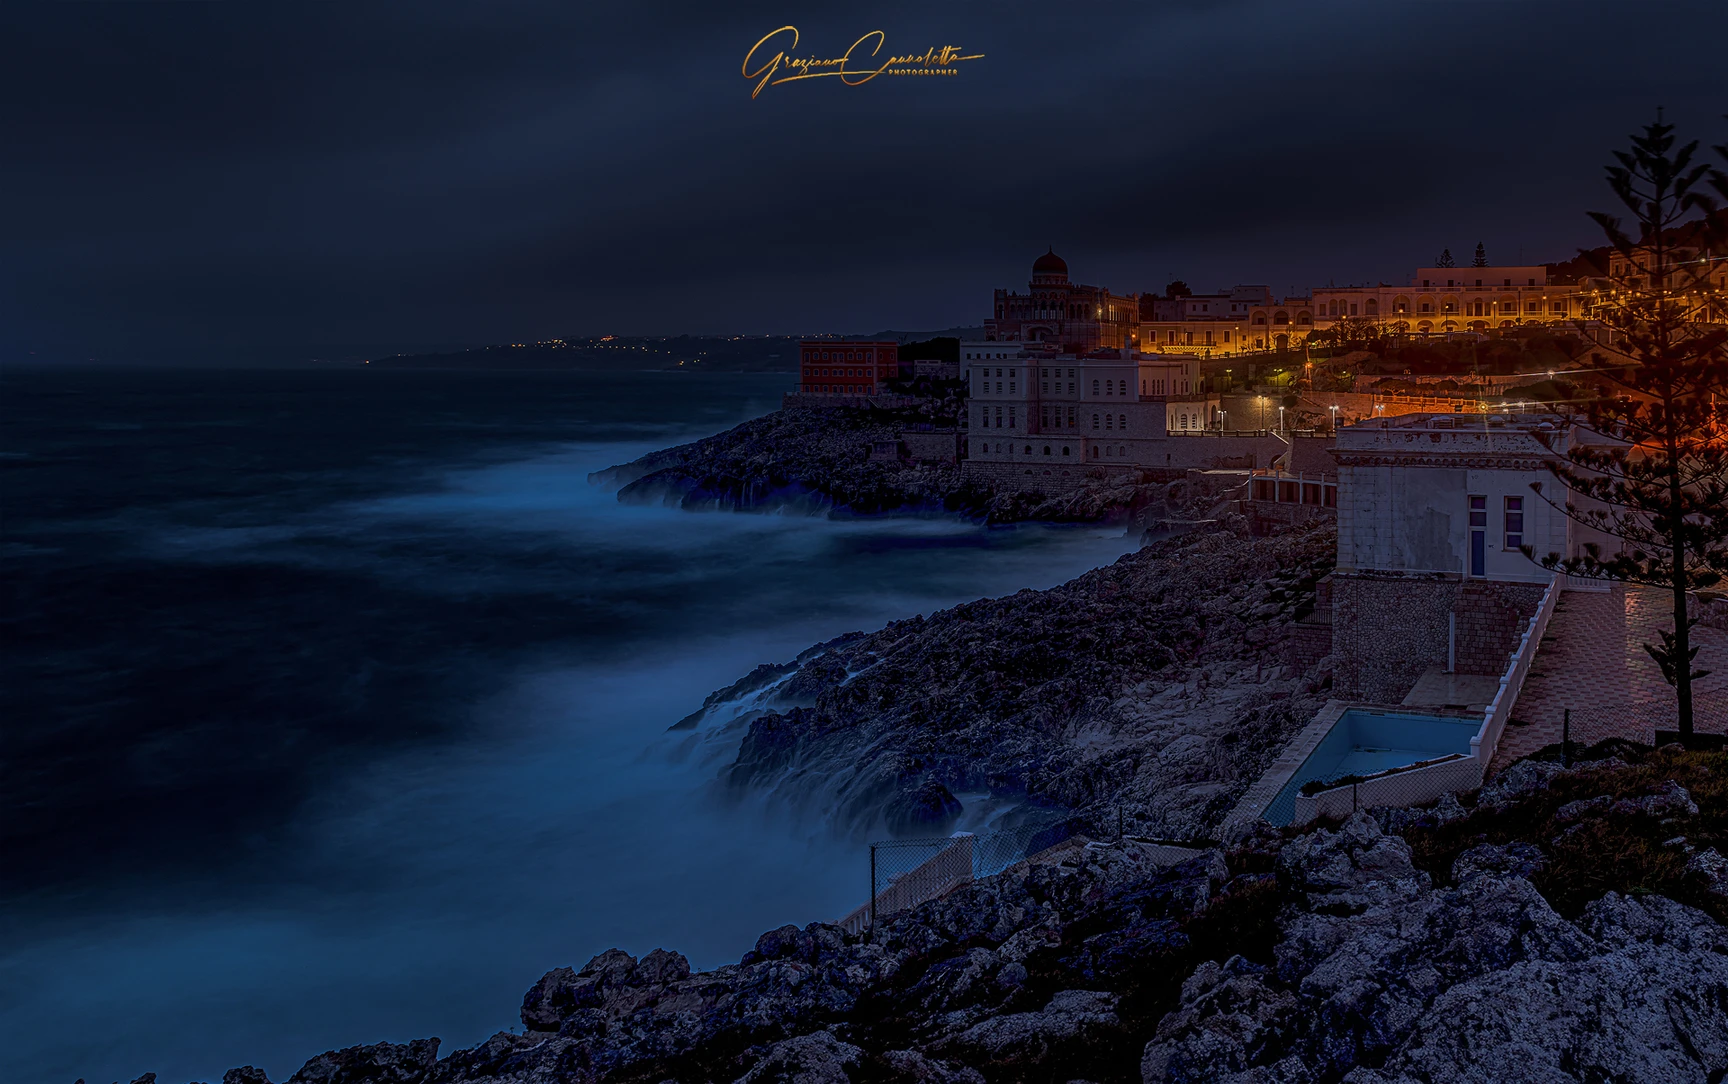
[0,368,1137,1084]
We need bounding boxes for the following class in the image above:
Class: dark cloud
[1,0,1724,362]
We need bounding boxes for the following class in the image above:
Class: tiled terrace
[1489,584,1728,773]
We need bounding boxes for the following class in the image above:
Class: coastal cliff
[697,518,1337,842]
[591,405,1195,525]
[199,744,1728,1084]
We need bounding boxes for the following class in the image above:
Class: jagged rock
[1688,847,1728,902]
[223,1068,272,1084]
[734,1031,863,1083]
[161,752,1728,1084]
[285,1039,439,1084]
[888,777,964,832]
[720,522,1337,841]
[943,989,1123,1068]
[1476,758,1565,806]
[1451,841,1546,883]
[1346,898,1728,1083]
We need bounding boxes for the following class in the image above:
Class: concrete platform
[1401,667,1501,713]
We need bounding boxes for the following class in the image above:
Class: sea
[0,368,1140,1084]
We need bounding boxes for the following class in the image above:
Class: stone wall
[1332,573,1462,702]
[900,430,962,464]
[1331,572,1547,702]
[960,461,1133,493]
[780,392,922,411]
[1452,579,1547,674]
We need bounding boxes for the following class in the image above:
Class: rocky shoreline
[700,518,1337,843]
[590,405,1202,526]
[117,426,1728,1083]
[179,743,1728,1084]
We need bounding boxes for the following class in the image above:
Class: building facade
[1139,286,1318,355]
[1326,411,1618,701]
[1311,265,1588,335]
[798,340,899,395]
[984,249,1138,352]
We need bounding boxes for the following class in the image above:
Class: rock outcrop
[592,405,1198,525]
[704,520,1338,840]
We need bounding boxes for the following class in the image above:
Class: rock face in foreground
[714,520,1338,841]
[222,747,1728,1084]
[592,405,1191,525]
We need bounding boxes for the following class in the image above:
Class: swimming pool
[1262,708,1482,826]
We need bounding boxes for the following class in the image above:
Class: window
[1469,494,1487,576]
[1093,380,1101,395]
[1062,446,1071,456]
[1092,413,1101,430]
[1119,414,1127,430]
[1105,414,1114,429]
[1504,496,1524,550]
[1009,407,1017,428]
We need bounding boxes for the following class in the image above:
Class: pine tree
[1436,248,1455,268]
[1533,117,1728,741]
[1473,242,1488,267]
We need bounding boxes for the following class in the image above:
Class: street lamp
[1278,405,1285,434]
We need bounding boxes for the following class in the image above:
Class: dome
[1032,248,1067,276]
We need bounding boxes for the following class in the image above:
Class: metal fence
[837,820,1083,936]
[1542,691,1728,756]
[1288,753,1482,826]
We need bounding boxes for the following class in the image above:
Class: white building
[967,348,1170,469]
[1328,411,1618,701]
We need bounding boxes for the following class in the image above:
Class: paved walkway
[1490,584,1728,772]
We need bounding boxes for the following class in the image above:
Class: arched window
[1023,445,1031,454]
[1042,445,1051,456]
[1365,298,1379,315]
[1297,312,1312,325]
[1062,446,1071,456]
[1119,414,1127,430]
[1092,380,1100,394]
[1092,414,1101,429]
[1092,446,1100,458]
[1105,414,1113,429]
[1274,311,1290,325]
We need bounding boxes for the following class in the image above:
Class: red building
[984,249,1138,352]
[799,340,899,395]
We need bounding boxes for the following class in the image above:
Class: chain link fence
[1287,752,1482,827]
[837,819,1084,936]
[1536,689,1728,759]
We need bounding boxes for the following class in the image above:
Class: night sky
[3,1,1725,364]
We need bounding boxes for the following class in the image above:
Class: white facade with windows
[1331,413,1620,584]
[967,349,1173,467]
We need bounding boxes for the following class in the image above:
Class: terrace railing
[1471,575,1563,769]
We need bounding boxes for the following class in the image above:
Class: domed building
[985,248,1138,353]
